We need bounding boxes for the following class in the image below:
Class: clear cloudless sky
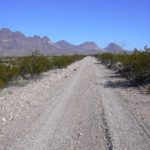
[0,0,150,50]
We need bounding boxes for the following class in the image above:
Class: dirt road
[0,57,150,150]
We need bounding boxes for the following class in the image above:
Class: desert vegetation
[95,49,150,86]
[0,51,84,88]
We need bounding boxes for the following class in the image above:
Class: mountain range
[0,28,124,56]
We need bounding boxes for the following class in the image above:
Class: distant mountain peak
[56,40,75,49]
[33,35,41,39]
[79,41,101,51]
[56,40,73,45]
[108,42,122,47]
[104,43,124,53]
[0,28,12,33]
[0,28,14,38]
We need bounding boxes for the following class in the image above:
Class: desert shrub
[0,78,5,88]
[0,63,20,87]
[52,54,84,69]
[96,51,150,85]
[19,54,84,75]
[19,54,51,76]
[0,52,84,88]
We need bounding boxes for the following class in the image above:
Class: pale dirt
[0,57,150,150]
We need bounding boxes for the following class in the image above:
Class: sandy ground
[0,57,150,150]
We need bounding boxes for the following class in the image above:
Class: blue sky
[0,0,150,50]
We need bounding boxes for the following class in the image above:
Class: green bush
[52,55,84,69]
[19,55,50,76]
[0,64,20,87]
[0,52,84,88]
[96,51,150,85]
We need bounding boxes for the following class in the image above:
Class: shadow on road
[103,72,139,89]
[94,62,101,65]
[104,80,136,89]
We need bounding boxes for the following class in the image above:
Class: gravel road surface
[0,57,150,150]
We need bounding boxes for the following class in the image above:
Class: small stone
[64,75,68,78]
[73,69,77,71]
[9,75,26,86]
[7,90,13,94]
[2,117,6,122]
[77,133,82,137]
[0,97,5,100]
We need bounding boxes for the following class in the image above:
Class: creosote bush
[19,52,51,76]
[95,51,150,85]
[0,51,84,88]
[0,64,20,87]
[52,54,84,69]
